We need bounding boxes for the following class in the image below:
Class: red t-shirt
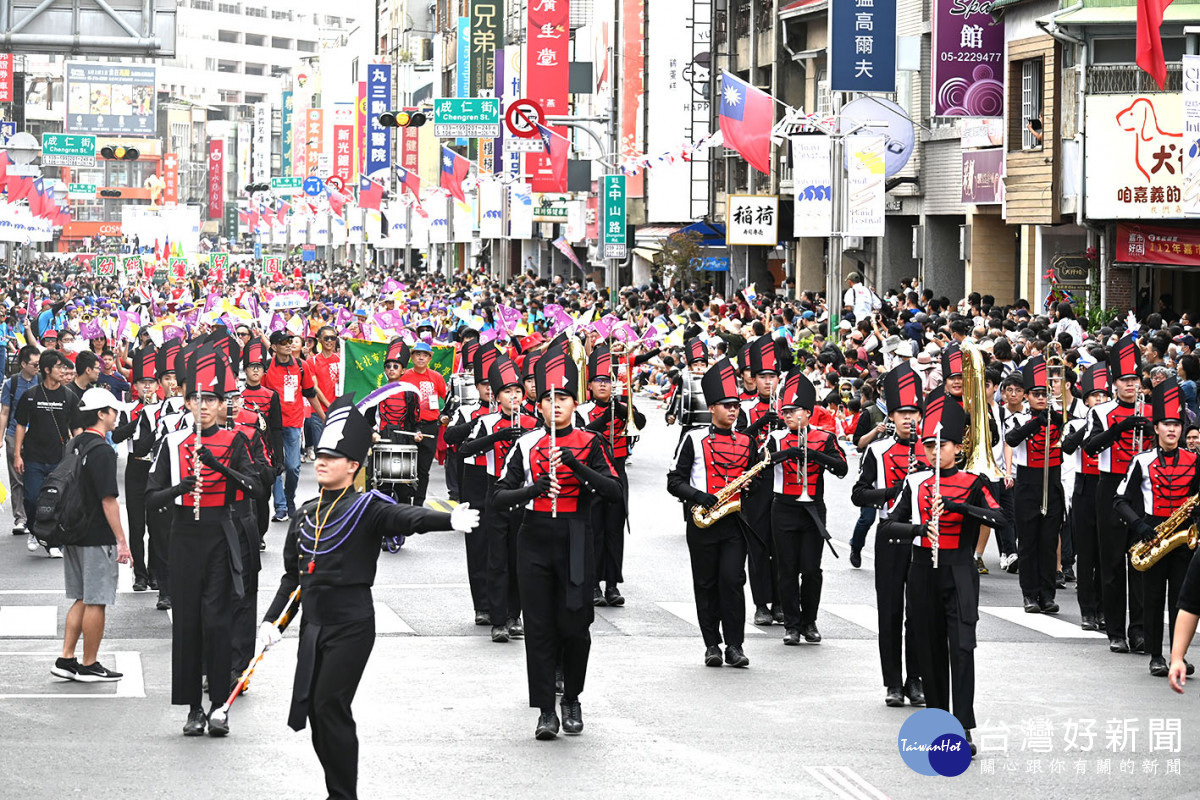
[400,368,446,423]
[263,356,314,428]
[309,351,340,411]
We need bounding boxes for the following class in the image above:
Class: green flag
[340,339,458,404]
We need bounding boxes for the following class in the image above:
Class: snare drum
[372,443,419,485]
[680,374,712,428]
[450,373,481,408]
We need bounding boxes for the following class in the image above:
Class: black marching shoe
[1039,598,1060,614]
[474,610,490,626]
[604,586,625,607]
[1188,660,1196,676]
[1096,613,1107,632]
[753,605,773,626]
[490,625,510,643]
[156,596,172,611]
[782,629,802,646]
[207,707,230,737]
[1130,634,1146,654]
[555,667,565,694]
[148,577,159,591]
[132,577,148,592]
[704,645,723,667]
[849,547,862,569]
[904,677,926,707]
[885,686,905,707]
[535,711,560,741]
[1149,656,1169,677]
[1055,571,1067,589]
[593,586,607,607]
[966,730,977,758]
[802,622,822,643]
[1109,636,1130,653]
[183,708,207,736]
[560,700,583,735]
[724,644,750,668]
[1063,566,1076,582]
[1023,596,1041,614]
[506,618,524,639]
[772,606,785,624]
[1080,614,1099,632]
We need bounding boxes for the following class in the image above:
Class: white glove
[450,502,480,533]
[258,620,283,648]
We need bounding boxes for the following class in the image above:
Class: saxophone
[693,456,772,528]
[1130,495,1200,572]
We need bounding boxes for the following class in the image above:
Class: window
[245,33,265,46]
[245,93,265,104]
[272,37,291,49]
[1093,36,1185,64]
[192,0,212,9]
[297,40,317,52]
[244,63,265,76]
[217,2,239,13]
[1020,59,1043,150]
[271,10,291,20]
[218,60,239,73]
[220,89,241,103]
[205,58,217,70]
[325,15,341,25]
[218,30,239,43]
[245,6,266,18]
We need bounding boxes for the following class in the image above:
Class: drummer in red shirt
[401,341,447,505]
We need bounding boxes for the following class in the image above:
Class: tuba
[959,339,1004,480]
[1130,495,1200,571]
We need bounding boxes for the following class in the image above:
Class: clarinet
[193,413,202,521]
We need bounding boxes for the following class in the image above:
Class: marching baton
[209,587,301,726]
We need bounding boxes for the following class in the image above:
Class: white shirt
[843,284,877,321]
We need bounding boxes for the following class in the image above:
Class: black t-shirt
[76,433,119,546]
[1178,552,1200,616]
[14,384,78,464]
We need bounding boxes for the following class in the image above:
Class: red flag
[326,186,347,216]
[396,165,420,197]
[5,173,30,203]
[358,176,383,211]
[1137,0,1176,90]
[537,124,568,193]
[276,201,290,225]
[0,151,10,186]
[718,71,774,175]
[439,147,470,203]
[28,178,47,217]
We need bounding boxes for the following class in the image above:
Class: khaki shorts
[63,545,119,606]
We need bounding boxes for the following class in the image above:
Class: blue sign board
[303,176,324,196]
[829,0,896,93]
[365,64,392,182]
[302,248,317,263]
[253,241,262,260]
[692,257,730,272]
[0,122,14,145]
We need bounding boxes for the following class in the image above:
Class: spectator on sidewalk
[0,345,39,536]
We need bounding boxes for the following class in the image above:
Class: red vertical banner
[333,124,354,188]
[162,153,179,205]
[620,0,645,197]
[355,80,367,182]
[0,54,12,103]
[527,0,569,192]
[208,140,224,219]
[400,107,420,174]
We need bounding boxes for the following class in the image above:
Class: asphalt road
[1,403,1198,799]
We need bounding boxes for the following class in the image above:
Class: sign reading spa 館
[1085,94,1186,219]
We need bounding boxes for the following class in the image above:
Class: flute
[193,411,202,521]
[550,390,558,519]
[932,422,942,570]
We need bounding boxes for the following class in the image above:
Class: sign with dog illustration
[1086,94,1184,219]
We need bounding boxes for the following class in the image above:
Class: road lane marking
[0,605,56,637]
[655,602,771,636]
[806,766,891,800]
[822,603,880,634]
[0,651,145,699]
[980,606,1109,639]
[373,602,415,634]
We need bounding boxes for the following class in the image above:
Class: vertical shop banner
[527,0,569,192]
[500,46,524,178]
[332,103,354,189]
[400,107,420,175]
[791,135,832,237]
[0,54,12,102]
[208,139,224,220]
[960,148,1004,204]
[355,81,367,182]
[162,153,179,206]
[829,0,896,93]
[620,0,645,197]
[253,102,271,183]
[931,0,1004,116]
[471,0,502,176]
[366,64,392,185]
[845,135,886,237]
[237,121,252,190]
[457,17,471,148]
[1184,56,1200,217]
[305,109,324,179]
[281,91,294,175]
[292,98,308,177]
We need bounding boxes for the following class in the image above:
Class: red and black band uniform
[364,387,421,504]
[230,408,278,682]
[241,384,285,471]
[735,395,782,612]
[443,402,495,614]
[112,399,154,586]
[1113,447,1200,662]
[880,467,1004,732]
[851,435,929,689]
[1061,417,1103,620]
[1004,410,1066,606]
[129,396,184,604]
[765,425,847,631]
[1083,399,1151,643]
[492,425,621,714]
[667,426,758,649]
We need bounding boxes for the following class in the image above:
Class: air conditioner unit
[959,224,972,261]
[912,225,925,259]
[843,235,863,250]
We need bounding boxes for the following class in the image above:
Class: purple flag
[591,314,619,340]
[336,307,354,328]
[78,319,106,340]
[204,292,222,314]
[268,313,286,333]
[544,303,575,336]
[382,278,402,293]
[613,322,639,344]
[162,323,186,342]
[495,303,522,337]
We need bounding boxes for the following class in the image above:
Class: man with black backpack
[48,387,133,683]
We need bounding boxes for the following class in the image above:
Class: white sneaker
[48,547,63,559]
[26,533,39,552]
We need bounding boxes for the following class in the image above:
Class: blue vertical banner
[829,0,897,93]
[456,17,471,148]
[281,90,294,175]
[365,64,392,184]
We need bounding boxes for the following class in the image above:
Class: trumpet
[1133,394,1145,453]
[1043,342,1066,516]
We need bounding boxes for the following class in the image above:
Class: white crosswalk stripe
[654,602,772,636]
[822,604,880,633]
[805,766,892,800]
[979,606,1109,639]
[0,605,56,637]
[373,601,415,634]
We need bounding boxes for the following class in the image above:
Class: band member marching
[578,344,644,607]
[1004,355,1066,614]
[145,344,264,737]
[111,345,159,594]
[242,339,284,540]
[261,396,480,798]
[668,357,761,669]
[881,391,1005,755]
[138,338,185,611]
[492,343,621,740]
[1084,336,1152,654]
[850,361,928,708]
[1114,377,1200,677]
[364,339,423,506]
[665,337,710,438]
[764,366,847,646]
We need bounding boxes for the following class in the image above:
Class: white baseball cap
[78,387,135,413]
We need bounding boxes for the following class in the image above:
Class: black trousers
[230,513,261,680]
[460,465,491,612]
[445,451,463,501]
[593,458,627,589]
[486,491,522,625]
[517,517,594,711]
[125,460,151,582]
[147,505,172,602]
[1143,543,1193,659]
[307,617,375,800]
[771,500,825,630]
[1014,468,1064,603]
[1072,473,1102,617]
[907,556,979,731]
[685,516,747,648]
[169,519,233,707]
[740,481,777,609]
[413,421,439,505]
[875,530,920,688]
[1098,473,1145,640]
[987,479,1018,556]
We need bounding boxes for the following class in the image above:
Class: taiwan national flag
[358,176,383,211]
[440,147,470,203]
[718,71,774,176]
[396,165,420,197]
[537,124,568,192]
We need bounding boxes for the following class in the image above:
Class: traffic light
[378,110,426,128]
[99,189,123,197]
[99,145,140,160]
[245,182,270,194]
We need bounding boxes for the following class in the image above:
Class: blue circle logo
[897,708,972,777]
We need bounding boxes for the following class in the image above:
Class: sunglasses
[321,336,337,342]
